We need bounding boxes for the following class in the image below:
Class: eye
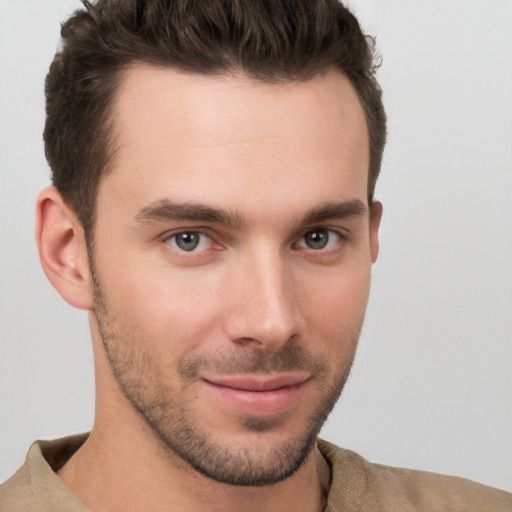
[166,231,212,252]
[297,228,342,250]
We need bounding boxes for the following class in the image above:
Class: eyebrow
[135,198,367,229]
[135,200,245,228]
[300,199,367,225]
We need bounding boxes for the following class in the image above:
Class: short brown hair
[44,0,386,234]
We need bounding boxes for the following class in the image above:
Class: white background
[1,0,511,491]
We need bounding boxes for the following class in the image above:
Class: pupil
[177,232,199,251]
[306,230,328,249]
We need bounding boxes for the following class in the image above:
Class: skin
[36,67,381,512]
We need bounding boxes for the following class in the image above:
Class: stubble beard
[90,264,361,487]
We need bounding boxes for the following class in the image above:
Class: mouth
[202,373,310,417]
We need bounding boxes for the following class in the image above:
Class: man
[0,0,510,510]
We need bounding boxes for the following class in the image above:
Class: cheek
[298,264,371,341]
[99,258,228,357]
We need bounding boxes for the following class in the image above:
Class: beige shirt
[1,434,511,511]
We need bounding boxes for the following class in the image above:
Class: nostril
[234,337,267,349]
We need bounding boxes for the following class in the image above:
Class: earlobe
[369,201,383,263]
[35,186,94,310]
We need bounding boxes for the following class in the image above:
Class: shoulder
[0,435,90,512]
[318,439,512,512]
[368,460,512,511]
[0,458,39,511]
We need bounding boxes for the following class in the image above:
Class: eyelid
[301,225,350,239]
[161,226,213,240]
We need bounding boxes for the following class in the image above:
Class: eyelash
[162,227,348,255]
[294,228,346,251]
[163,229,218,253]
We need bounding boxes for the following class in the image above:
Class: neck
[58,424,330,512]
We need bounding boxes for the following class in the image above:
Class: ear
[35,186,94,310]
[369,200,383,263]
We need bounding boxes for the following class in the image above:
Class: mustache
[178,342,329,379]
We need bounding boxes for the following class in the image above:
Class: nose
[223,248,301,351]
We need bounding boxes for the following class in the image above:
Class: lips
[202,373,309,416]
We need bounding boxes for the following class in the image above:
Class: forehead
[101,66,369,222]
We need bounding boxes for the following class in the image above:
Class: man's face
[89,67,379,485]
